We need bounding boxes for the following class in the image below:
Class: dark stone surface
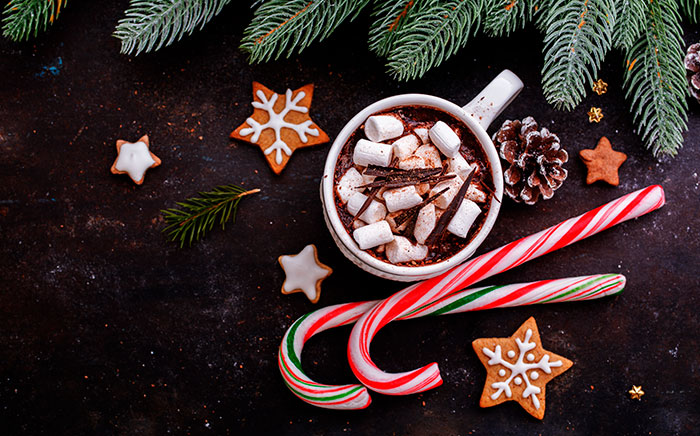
[1,3,698,435]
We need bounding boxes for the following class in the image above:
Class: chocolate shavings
[351,188,379,223]
[425,171,475,246]
[393,187,450,227]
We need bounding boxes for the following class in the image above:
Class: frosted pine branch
[623,0,688,156]
[114,0,231,55]
[541,0,617,110]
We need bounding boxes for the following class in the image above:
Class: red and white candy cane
[348,185,665,396]
[280,274,626,409]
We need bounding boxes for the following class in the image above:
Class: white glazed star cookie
[110,135,161,185]
[278,244,332,304]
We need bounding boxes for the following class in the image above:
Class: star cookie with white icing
[472,317,573,419]
[278,244,333,304]
[230,82,329,175]
[110,135,161,185]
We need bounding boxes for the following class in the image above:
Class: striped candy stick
[348,185,665,396]
[280,274,626,410]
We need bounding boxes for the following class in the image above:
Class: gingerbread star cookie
[579,137,627,186]
[110,135,161,185]
[472,317,573,419]
[231,82,330,175]
[278,244,332,304]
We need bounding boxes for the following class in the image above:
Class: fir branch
[114,0,231,56]
[612,0,647,50]
[2,0,67,41]
[540,0,616,110]
[623,0,688,156]
[483,0,533,37]
[368,0,416,57]
[241,0,371,63]
[681,0,700,23]
[385,0,484,81]
[162,184,260,247]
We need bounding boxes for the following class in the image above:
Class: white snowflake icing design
[239,89,320,165]
[482,328,563,410]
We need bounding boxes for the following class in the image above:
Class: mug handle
[462,69,523,131]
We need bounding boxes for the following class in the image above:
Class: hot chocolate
[333,105,494,266]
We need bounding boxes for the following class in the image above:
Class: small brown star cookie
[231,82,330,175]
[579,137,627,186]
[472,317,573,420]
[110,135,161,185]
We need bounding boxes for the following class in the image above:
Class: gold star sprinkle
[592,79,608,95]
[628,385,644,400]
[587,107,603,123]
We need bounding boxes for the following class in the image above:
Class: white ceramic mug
[320,70,523,281]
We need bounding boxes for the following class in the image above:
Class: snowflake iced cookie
[110,135,161,185]
[278,244,333,304]
[231,82,330,175]
[472,317,573,419]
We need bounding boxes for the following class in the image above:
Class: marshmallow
[415,182,430,196]
[448,154,474,180]
[392,135,421,160]
[364,115,404,142]
[414,204,436,245]
[353,139,393,167]
[398,155,428,170]
[447,200,481,238]
[385,236,428,264]
[430,174,464,209]
[429,121,461,157]
[347,191,387,223]
[336,167,364,203]
[383,186,423,212]
[353,220,394,250]
[361,171,376,186]
[413,127,431,144]
[352,219,367,230]
[467,184,487,203]
[414,144,442,168]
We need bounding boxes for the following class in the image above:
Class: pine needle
[612,0,648,50]
[240,0,371,63]
[2,0,68,41]
[368,0,416,57]
[623,0,688,157]
[540,0,616,110]
[681,0,700,23]
[483,0,534,37]
[384,0,483,81]
[113,0,231,56]
[162,184,260,248]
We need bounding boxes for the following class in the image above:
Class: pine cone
[493,117,568,205]
[685,43,700,102]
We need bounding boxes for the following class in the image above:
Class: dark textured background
[1,3,699,435]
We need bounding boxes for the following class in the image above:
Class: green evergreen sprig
[540,0,616,111]
[114,0,231,55]
[613,0,648,50]
[240,0,371,63]
[2,0,67,41]
[368,0,415,57]
[162,184,260,247]
[385,0,483,81]
[483,0,533,37]
[682,0,700,23]
[623,0,688,156]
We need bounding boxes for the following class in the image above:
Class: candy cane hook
[347,185,664,396]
